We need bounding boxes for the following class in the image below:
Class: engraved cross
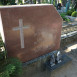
[13,19,30,48]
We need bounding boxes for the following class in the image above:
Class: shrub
[0,34,6,61]
[66,8,75,16]
[0,51,6,61]
[0,36,4,47]
[33,0,36,4]
[0,57,22,77]
[60,13,70,22]
[7,0,16,5]
[0,64,15,77]
[71,11,77,17]
[7,58,22,77]
[0,0,16,5]
[0,34,22,77]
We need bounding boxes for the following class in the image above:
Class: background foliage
[0,0,16,5]
[66,8,75,16]
[60,13,70,22]
[71,11,77,17]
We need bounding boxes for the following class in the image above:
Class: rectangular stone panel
[0,4,62,62]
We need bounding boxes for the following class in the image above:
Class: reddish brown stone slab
[0,4,62,62]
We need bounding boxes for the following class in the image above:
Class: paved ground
[22,43,77,77]
[63,21,77,27]
[62,24,77,34]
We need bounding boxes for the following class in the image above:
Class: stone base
[22,53,72,77]
[45,54,72,71]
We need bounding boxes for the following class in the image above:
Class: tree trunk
[15,0,18,4]
[22,0,25,4]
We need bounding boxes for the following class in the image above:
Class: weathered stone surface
[0,4,62,62]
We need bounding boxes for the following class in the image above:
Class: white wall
[0,12,5,42]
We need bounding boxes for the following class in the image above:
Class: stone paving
[63,21,77,27]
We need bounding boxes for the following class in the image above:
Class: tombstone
[0,4,62,62]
